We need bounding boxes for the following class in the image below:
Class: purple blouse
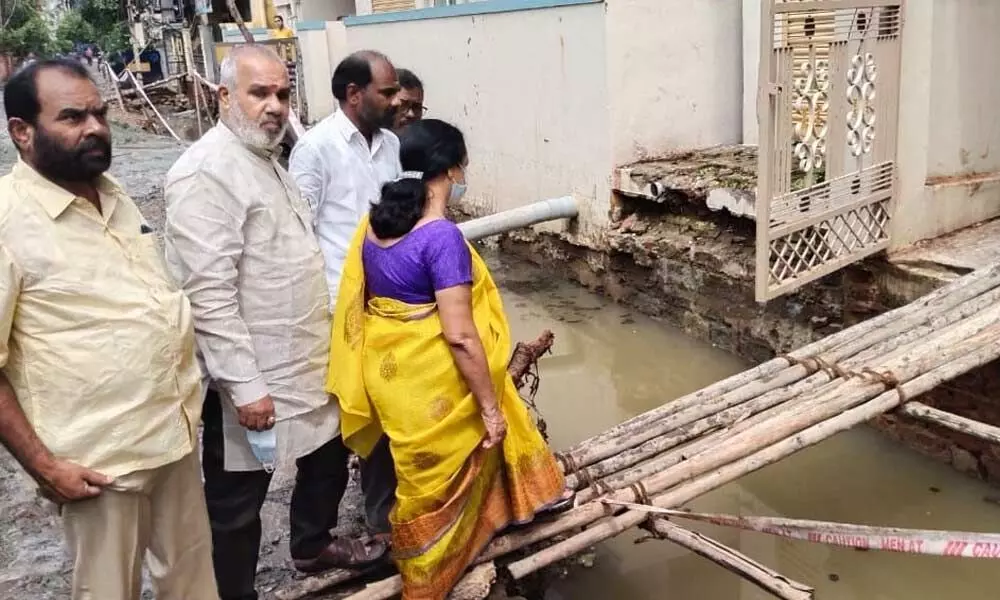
[363,219,473,304]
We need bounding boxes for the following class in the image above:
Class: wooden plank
[644,518,814,600]
[898,402,1000,445]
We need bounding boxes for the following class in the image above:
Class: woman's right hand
[481,407,507,449]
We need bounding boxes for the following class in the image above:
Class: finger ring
[267,416,276,425]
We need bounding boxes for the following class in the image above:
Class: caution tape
[602,499,1000,558]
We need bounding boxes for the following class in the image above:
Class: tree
[0,0,56,57]
[54,0,129,54]
[54,10,97,53]
[78,0,129,52]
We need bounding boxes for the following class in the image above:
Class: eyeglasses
[398,101,427,117]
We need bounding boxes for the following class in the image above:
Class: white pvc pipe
[458,196,579,241]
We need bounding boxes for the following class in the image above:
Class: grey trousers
[359,435,397,534]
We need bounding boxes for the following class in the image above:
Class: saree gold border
[507,449,566,524]
[392,450,489,559]
[394,447,566,598]
[401,474,510,600]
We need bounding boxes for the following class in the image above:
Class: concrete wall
[320,0,745,233]
[344,1,613,234]
[606,0,743,165]
[297,23,336,122]
[741,0,760,145]
[892,0,1000,248]
[299,0,354,22]
[325,21,350,75]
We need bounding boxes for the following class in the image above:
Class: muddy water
[487,254,1000,600]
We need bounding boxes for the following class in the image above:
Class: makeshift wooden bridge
[276,263,1000,600]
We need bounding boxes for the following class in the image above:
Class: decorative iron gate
[755,0,903,302]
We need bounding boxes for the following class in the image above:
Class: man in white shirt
[164,46,386,600]
[289,50,400,537]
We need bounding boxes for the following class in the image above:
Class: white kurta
[164,123,337,471]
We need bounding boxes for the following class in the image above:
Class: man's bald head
[331,50,399,135]
[218,44,290,150]
[219,44,286,90]
[331,51,392,102]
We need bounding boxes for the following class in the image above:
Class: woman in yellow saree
[327,119,569,599]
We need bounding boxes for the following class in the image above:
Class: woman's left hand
[481,408,507,449]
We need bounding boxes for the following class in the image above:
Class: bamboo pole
[226,0,255,44]
[192,69,219,92]
[571,285,1000,500]
[565,364,815,470]
[596,339,1000,564]
[847,285,1000,367]
[335,561,498,600]
[565,281,1000,475]
[448,561,497,600]
[615,501,1000,558]
[346,575,402,600]
[124,69,184,142]
[898,402,1000,445]
[563,265,1000,465]
[180,26,204,137]
[505,324,1000,580]
[273,569,358,600]
[643,519,814,600]
[118,73,187,96]
[192,72,207,134]
[572,371,835,502]
[492,298,1000,566]
[104,62,126,112]
[571,263,1000,453]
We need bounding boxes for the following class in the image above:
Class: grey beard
[225,102,288,151]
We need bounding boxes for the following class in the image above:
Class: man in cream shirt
[164,46,386,600]
[0,59,217,598]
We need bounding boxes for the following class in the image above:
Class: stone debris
[614,145,758,219]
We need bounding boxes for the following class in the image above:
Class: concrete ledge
[891,217,1000,274]
[345,0,601,27]
[296,20,328,31]
[614,145,758,220]
[221,26,270,41]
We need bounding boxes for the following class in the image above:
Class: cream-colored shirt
[0,161,202,479]
[164,123,337,471]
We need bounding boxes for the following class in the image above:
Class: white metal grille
[755,0,904,302]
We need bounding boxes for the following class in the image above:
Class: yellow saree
[327,217,565,599]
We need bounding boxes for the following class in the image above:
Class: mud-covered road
[0,108,370,599]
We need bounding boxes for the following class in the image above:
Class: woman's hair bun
[369,119,468,239]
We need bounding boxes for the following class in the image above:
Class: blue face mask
[449,168,467,204]
[246,428,276,473]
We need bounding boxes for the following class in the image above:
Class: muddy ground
[0,107,372,599]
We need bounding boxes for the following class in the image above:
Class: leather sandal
[293,536,389,574]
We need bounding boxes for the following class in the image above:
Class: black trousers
[359,435,397,534]
[201,390,347,600]
[202,390,398,600]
